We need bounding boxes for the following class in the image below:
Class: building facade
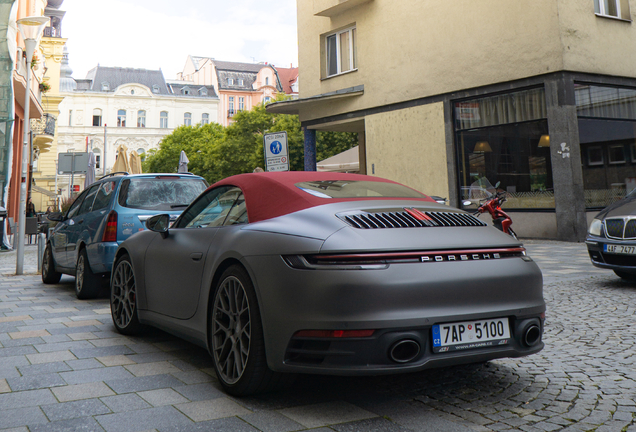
[1,0,48,248]
[269,0,636,241]
[56,65,219,196]
[178,57,284,126]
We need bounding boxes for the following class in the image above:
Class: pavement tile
[0,345,37,358]
[278,401,377,428]
[330,417,413,431]
[169,416,260,432]
[0,388,57,409]
[0,406,49,429]
[138,388,190,407]
[100,393,152,413]
[52,382,115,402]
[59,366,134,385]
[41,398,112,422]
[68,332,99,341]
[90,338,132,348]
[71,345,135,359]
[0,378,10,393]
[64,319,103,327]
[170,370,214,385]
[29,416,105,432]
[18,361,72,376]
[240,410,305,432]
[124,361,181,377]
[9,329,50,339]
[174,382,225,401]
[125,352,179,364]
[7,373,66,391]
[97,355,137,367]
[66,359,105,370]
[0,315,32,323]
[26,350,77,365]
[95,406,193,432]
[106,374,186,394]
[175,397,252,422]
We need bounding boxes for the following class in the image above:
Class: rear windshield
[118,177,208,211]
[295,180,427,199]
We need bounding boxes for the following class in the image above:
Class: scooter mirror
[463,201,472,206]
[495,181,501,188]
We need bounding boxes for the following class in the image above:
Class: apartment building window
[68,110,72,126]
[117,110,126,127]
[229,96,235,117]
[201,113,209,125]
[152,85,160,93]
[239,97,244,111]
[325,26,357,77]
[137,110,146,128]
[594,0,631,19]
[184,112,192,126]
[160,111,168,128]
[228,78,234,86]
[265,77,269,85]
[93,148,101,169]
[238,79,244,86]
[92,109,102,126]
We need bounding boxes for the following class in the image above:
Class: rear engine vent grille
[340,210,487,229]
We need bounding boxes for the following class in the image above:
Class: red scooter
[470,188,518,240]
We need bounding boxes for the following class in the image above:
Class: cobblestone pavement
[0,241,635,431]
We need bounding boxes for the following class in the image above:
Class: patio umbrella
[84,151,96,187]
[111,145,131,173]
[129,150,142,174]
[178,150,189,173]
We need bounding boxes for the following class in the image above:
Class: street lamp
[16,16,49,275]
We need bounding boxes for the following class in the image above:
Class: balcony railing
[227,108,245,118]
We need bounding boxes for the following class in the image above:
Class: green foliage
[143,95,358,184]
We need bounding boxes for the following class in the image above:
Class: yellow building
[31,0,65,212]
[269,0,636,241]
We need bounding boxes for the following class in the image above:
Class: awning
[266,85,364,115]
[317,146,359,172]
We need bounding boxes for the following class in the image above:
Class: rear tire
[110,254,143,335]
[75,249,101,299]
[42,244,62,284]
[210,265,293,396]
[614,270,636,281]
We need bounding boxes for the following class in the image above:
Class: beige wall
[365,102,448,198]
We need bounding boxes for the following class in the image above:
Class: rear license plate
[604,244,636,255]
[432,318,511,353]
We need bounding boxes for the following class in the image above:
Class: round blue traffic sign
[270,141,282,155]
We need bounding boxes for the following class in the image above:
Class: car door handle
[190,253,203,261]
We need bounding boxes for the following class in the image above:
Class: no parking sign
[263,132,289,172]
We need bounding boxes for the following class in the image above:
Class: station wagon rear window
[118,177,207,211]
[296,180,426,199]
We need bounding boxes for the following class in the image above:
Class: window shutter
[620,0,631,20]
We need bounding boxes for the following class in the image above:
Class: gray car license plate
[432,318,511,353]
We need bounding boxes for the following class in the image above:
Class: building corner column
[303,127,316,171]
[545,76,588,242]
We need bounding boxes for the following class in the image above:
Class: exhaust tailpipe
[523,324,541,347]
[389,339,420,363]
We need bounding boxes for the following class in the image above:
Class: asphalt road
[0,241,635,432]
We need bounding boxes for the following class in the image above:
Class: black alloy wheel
[210,265,292,396]
[75,249,101,299]
[42,244,62,284]
[110,254,142,335]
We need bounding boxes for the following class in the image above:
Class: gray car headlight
[588,219,603,236]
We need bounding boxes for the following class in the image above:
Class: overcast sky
[60,0,298,80]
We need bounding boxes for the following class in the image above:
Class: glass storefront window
[576,84,636,208]
[455,88,554,209]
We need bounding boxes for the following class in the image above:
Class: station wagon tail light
[102,211,118,242]
[293,330,375,338]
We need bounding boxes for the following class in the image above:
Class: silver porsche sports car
[110,172,545,396]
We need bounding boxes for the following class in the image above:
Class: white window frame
[137,110,146,128]
[92,109,102,127]
[239,97,244,111]
[325,26,357,78]
[594,0,630,20]
[228,78,234,86]
[238,79,244,86]
[117,109,126,127]
[160,111,168,128]
[184,112,192,126]
[202,113,209,125]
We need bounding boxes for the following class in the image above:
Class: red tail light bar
[102,211,118,242]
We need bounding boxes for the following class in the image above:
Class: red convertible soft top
[210,172,434,223]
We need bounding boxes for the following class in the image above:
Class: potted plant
[39,82,51,93]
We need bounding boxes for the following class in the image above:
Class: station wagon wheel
[111,254,142,334]
[210,265,292,396]
[41,243,61,284]
[75,249,101,299]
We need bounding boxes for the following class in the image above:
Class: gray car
[109,172,545,396]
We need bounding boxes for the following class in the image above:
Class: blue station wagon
[42,173,208,298]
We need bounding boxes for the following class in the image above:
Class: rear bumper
[244,254,545,375]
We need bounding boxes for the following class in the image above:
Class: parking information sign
[263,132,289,172]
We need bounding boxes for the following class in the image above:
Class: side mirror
[46,212,64,222]
[146,214,170,238]
[463,201,472,207]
